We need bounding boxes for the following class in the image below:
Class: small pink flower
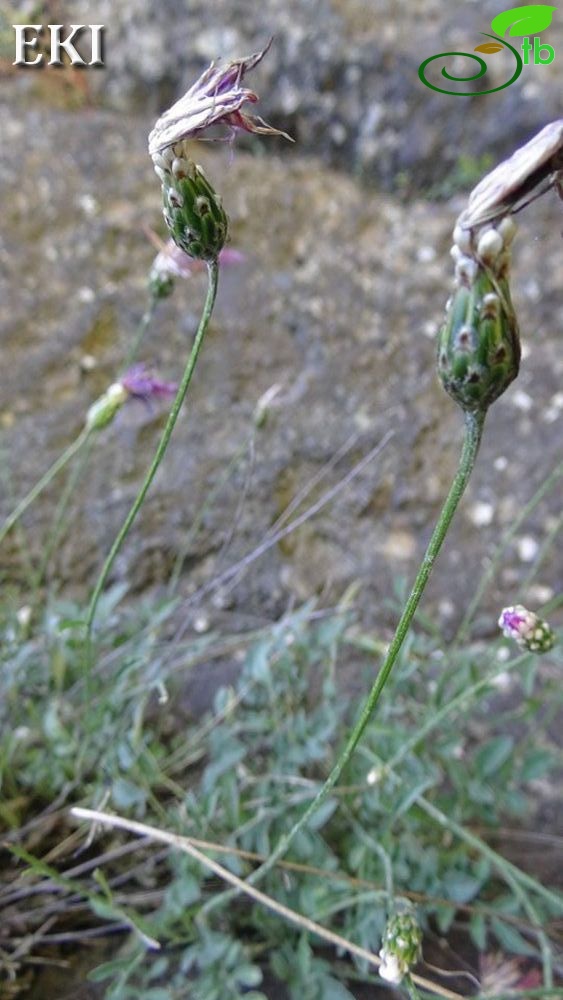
[148,40,292,157]
[120,365,177,401]
[498,604,555,653]
[151,236,245,281]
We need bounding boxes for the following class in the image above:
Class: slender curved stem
[34,434,95,592]
[203,408,486,915]
[381,650,530,777]
[122,296,159,369]
[85,259,218,645]
[0,426,92,548]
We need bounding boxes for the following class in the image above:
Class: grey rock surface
[0,1,561,639]
[18,0,563,192]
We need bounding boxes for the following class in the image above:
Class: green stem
[404,975,423,1000]
[0,426,92,548]
[85,258,219,645]
[122,296,158,369]
[203,408,486,915]
[34,434,95,593]
[381,650,530,777]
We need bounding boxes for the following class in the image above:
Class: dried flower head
[85,367,177,431]
[148,40,292,157]
[120,364,177,401]
[457,119,563,231]
[149,42,291,262]
[499,605,555,653]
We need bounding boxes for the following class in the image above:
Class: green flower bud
[437,265,520,413]
[379,911,422,984]
[153,142,228,261]
[148,264,175,301]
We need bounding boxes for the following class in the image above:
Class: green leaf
[434,902,455,934]
[235,963,263,988]
[308,797,338,831]
[520,748,554,781]
[89,896,122,922]
[490,4,557,37]
[318,975,357,1000]
[444,871,483,904]
[469,913,487,951]
[112,777,147,810]
[163,873,201,915]
[87,957,141,982]
[474,735,514,777]
[491,916,536,955]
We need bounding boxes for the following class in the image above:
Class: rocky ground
[0,1,561,637]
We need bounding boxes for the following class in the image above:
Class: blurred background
[0,0,561,635]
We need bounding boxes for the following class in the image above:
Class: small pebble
[468,501,494,527]
[517,536,539,562]
[510,390,533,412]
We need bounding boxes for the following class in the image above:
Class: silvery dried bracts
[457,119,563,231]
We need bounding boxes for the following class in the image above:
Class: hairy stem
[0,426,92,548]
[123,295,159,369]
[204,408,486,913]
[85,258,219,645]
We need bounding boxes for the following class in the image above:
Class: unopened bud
[437,265,520,413]
[85,383,128,431]
[153,142,228,261]
[148,263,175,300]
[499,605,555,653]
[379,911,422,984]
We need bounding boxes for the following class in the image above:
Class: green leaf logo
[490,4,557,37]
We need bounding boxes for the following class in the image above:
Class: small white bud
[497,216,517,245]
[477,228,504,263]
[452,222,472,254]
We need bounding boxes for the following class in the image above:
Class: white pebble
[468,501,495,527]
[517,536,539,562]
[511,389,533,412]
[417,245,436,263]
[491,670,512,689]
[527,583,553,604]
[193,614,210,634]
